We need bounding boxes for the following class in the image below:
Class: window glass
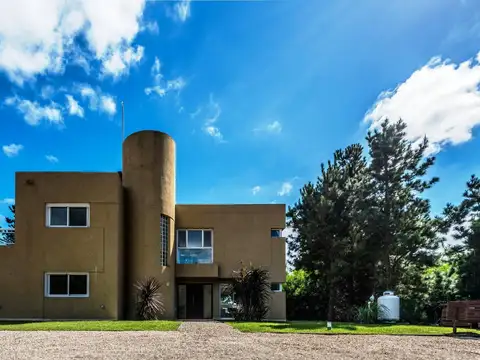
[271,229,282,238]
[69,275,88,295]
[177,230,187,247]
[188,230,203,247]
[49,274,68,295]
[69,207,87,227]
[271,283,282,292]
[161,215,169,266]
[220,284,235,318]
[177,248,212,264]
[50,207,68,226]
[203,230,212,247]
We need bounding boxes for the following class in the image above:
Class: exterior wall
[122,130,176,320]
[0,172,123,320]
[175,204,287,321]
[175,204,286,282]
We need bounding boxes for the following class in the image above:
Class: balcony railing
[177,248,213,264]
[0,228,14,246]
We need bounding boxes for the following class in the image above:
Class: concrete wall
[0,172,123,320]
[175,204,286,282]
[122,130,176,319]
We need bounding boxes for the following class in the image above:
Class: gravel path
[1,322,479,360]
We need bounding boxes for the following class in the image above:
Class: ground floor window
[44,273,89,298]
[220,283,236,319]
[271,283,283,292]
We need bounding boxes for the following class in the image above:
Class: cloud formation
[5,96,63,126]
[2,144,24,157]
[167,0,191,23]
[45,155,59,163]
[0,0,148,85]
[252,186,261,195]
[144,57,186,97]
[277,182,293,196]
[254,120,282,134]
[65,95,84,118]
[365,52,480,154]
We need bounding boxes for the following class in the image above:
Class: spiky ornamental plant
[134,277,165,320]
[227,263,271,321]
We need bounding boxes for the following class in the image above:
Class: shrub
[355,299,388,324]
[134,277,165,320]
[226,264,271,321]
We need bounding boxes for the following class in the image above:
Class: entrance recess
[177,284,213,319]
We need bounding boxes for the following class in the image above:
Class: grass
[0,320,181,331]
[229,321,480,335]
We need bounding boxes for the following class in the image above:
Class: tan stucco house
[0,130,287,321]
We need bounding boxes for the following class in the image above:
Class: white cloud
[41,85,55,100]
[252,186,261,195]
[5,96,62,126]
[142,21,159,34]
[277,182,293,196]
[76,83,116,116]
[100,95,117,115]
[2,144,24,157]
[1,198,15,205]
[0,0,147,85]
[254,120,282,134]
[101,45,144,78]
[65,94,84,118]
[365,52,480,154]
[144,56,186,98]
[45,155,59,163]
[167,0,191,23]
[202,94,223,140]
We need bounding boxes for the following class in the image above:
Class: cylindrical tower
[122,130,176,319]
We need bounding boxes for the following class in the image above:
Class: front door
[186,284,204,319]
[177,284,213,319]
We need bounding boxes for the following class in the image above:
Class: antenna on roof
[121,101,125,142]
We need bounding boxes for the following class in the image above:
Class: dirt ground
[0,322,479,360]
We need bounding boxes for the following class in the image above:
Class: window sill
[45,295,89,298]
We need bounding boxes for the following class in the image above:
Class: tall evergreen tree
[443,175,480,299]
[287,144,368,320]
[1,204,15,245]
[365,119,439,292]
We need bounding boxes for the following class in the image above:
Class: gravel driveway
[1,322,479,360]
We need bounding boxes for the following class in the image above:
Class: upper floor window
[177,229,213,264]
[161,215,169,266]
[46,204,90,228]
[45,273,89,298]
[271,229,282,238]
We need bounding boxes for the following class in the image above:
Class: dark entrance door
[186,284,204,319]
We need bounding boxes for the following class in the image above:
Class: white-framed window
[176,229,213,264]
[271,229,282,238]
[161,215,169,266]
[271,283,283,292]
[44,273,89,298]
[46,204,90,228]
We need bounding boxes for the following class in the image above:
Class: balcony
[0,229,14,246]
[176,263,219,278]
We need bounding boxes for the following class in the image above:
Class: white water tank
[377,291,400,321]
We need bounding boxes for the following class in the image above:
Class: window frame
[160,215,170,266]
[176,229,214,264]
[46,203,90,228]
[271,283,283,292]
[271,229,283,238]
[44,272,90,298]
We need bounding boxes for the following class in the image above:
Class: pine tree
[2,204,15,245]
[365,119,439,292]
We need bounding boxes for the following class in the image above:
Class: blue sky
[1,0,480,226]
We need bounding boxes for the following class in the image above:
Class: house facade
[0,130,286,321]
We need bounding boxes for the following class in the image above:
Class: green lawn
[0,320,181,331]
[229,321,480,335]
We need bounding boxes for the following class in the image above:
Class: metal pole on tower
[121,101,125,142]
